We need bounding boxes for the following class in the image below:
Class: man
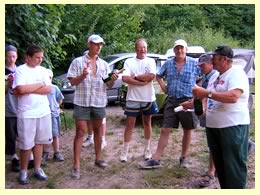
[192,46,250,188]
[193,54,218,187]
[119,38,158,162]
[67,34,118,179]
[142,39,200,169]
[5,45,20,172]
[13,45,52,185]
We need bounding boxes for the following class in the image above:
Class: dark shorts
[162,97,197,129]
[124,101,159,117]
[73,105,106,120]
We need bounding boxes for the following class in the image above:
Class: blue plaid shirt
[157,56,201,98]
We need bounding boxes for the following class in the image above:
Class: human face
[26,52,44,67]
[199,62,213,75]
[88,42,103,56]
[135,40,147,59]
[174,45,187,60]
[211,54,226,73]
[6,51,17,66]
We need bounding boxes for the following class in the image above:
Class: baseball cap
[87,34,105,44]
[6,45,17,53]
[174,39,188,48]
[197,54,212,65]
[209,45,234,58]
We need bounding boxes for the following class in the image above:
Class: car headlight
[62,81,72,89]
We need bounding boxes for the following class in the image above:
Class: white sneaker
[101,140,107,150]
[82,137,94,148]
[120,151,128,162]
[144,149,152,160]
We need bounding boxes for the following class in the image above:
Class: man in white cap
[67,34,119,179]
[141,39,200,169]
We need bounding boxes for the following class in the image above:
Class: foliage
[5,4,255,73]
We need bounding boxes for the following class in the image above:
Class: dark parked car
[54,53,168,105]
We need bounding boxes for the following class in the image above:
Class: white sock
[144,139,151,151]
[12,153,19,160]
[123,142,130,154]
[88,134,94,140]
[102,136,106,142]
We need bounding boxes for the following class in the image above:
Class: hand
[192,86,208,99]
[180,99,193,110]
[111,73,119,81]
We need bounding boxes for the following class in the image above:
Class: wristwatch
[208,91,213,98]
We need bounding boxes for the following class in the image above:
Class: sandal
[198,174,216,187]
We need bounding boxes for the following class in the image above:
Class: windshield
[103,56,119,63]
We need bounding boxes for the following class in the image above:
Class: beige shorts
[17,114,52,150]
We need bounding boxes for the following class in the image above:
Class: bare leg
[73,120,87,169]
[20,149,31,170]
[124,116,136,143]
[92,119,103,161]
[152,128,172,160]
[33,144,43,169]
[52,137,59,152]
[208,153,216,176]
[181,129,192,157]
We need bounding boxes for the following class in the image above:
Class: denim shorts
[73,105,106,120]
[124,101,159,117]
[51,116,61,137]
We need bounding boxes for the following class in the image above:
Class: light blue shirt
[157,56,200,98]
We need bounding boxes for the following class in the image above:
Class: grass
[143,160,192,188]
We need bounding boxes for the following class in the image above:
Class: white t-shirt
[206,66,250,128]
[122,57,156,102]
[13,64,51,118]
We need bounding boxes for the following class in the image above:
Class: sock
[144,139,151,151]
[123,142,130,154]
[102,135,106,142]
[88,134,94,140]
[12,153,19,160]
[20,169,27,174]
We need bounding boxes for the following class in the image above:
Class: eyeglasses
[213,76,220,88]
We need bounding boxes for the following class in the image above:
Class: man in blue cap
[5,45,20,172]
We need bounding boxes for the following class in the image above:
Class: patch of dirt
[5,105,255,189]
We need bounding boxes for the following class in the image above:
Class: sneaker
[11,158,20,172]
[179,156,189,168]
[18,171,29,185]
[120,151,128,162]
[198,173,216,187]
[82,137,94,148]
[34,168,48,180]
[71,168,80,179]
[144,149,152,161]
[139,159,161,169]
[101,140,107,150]
[53,152,64,161]
[95,160,108,168]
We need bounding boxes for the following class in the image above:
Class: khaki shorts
[162,97,197,129]
[17,114,52,150]
[73,105,106,120]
